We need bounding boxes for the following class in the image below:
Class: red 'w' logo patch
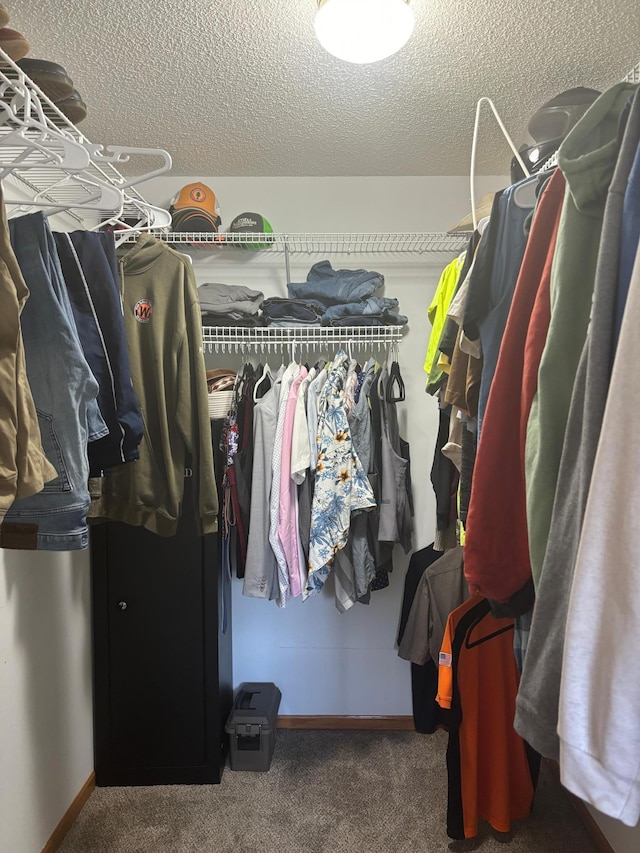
[134,299,153,323]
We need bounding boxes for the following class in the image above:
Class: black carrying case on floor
[225,682,282,771]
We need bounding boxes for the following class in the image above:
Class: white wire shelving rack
[157,231,470,253]
[156,231,470,281]
[201,324,404,356]
[0,48,171,229]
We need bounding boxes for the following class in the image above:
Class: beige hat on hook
[448,192,495,233]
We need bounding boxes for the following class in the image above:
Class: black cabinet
[91,492,232,786]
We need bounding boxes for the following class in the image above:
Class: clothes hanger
[253,362,272,402]
[470,97,531,230]
[0,98,92,178]
[512,174,541,210]
[386,341,405,403]
[377,354,388,401]
[97,197,172,245]
[81,144,172,189]
[4,170,124,218]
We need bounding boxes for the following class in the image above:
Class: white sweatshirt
[558,239,640,826]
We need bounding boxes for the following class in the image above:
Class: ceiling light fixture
[314,0,415,65]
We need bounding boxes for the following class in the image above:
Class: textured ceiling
[6,0,640,176]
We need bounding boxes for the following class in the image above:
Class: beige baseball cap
[448,192,495,233]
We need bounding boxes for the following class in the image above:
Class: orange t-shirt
[437,595,536,839]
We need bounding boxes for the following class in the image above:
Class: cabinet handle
[117,601,128,611]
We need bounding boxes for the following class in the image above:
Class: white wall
[142,175,504,235]
[589,807,640,853]
[0,184,95,853]
[0,550,93,853]
[143,175,505,715]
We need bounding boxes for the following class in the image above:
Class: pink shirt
[278,366,307,597]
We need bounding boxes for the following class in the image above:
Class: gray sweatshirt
[556,195,640,828]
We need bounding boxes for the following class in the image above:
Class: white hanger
[82,144,172,188]
[470,97,531,230]
[99,198,172,244]
[253,362,273,402]
[513,174,541,209]
[0,109,92,179]
[0,47,167,233]
[4,171,124,217]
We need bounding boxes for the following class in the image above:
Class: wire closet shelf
[155,231,470,254]
[201,324,404,355]
[0,48,171,228]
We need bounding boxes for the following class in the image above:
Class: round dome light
[314,0,415,65]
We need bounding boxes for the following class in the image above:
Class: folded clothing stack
[198,282,269,327]
[323,296,406,326]
[266,260,408,327]
[260,296,324,326]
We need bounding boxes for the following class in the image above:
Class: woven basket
[208,389,234,420]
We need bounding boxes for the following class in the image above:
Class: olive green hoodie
[525,82,636,585]
[89,234,218,536]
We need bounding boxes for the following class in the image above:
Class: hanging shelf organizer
[155,231,470,254]
[185,234,462,352]
[156,231,470,282]
[201,324,404,355]
[0,47,171,229]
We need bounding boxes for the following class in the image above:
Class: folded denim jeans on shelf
[269,318,322,328]
[288,260,384,307]
[201,312,270,327]
[324,311,408,327]
[198,282,264,315]
[260,296,324,322]
[321,296,400,322]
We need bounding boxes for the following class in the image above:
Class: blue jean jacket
[4,213,104,549]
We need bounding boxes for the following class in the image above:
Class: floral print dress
[306,351,376,597]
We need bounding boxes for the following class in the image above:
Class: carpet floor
[59,730,598,853]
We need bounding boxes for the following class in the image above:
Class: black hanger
[386,346,405,403]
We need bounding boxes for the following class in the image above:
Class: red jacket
[464,170,565,601]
